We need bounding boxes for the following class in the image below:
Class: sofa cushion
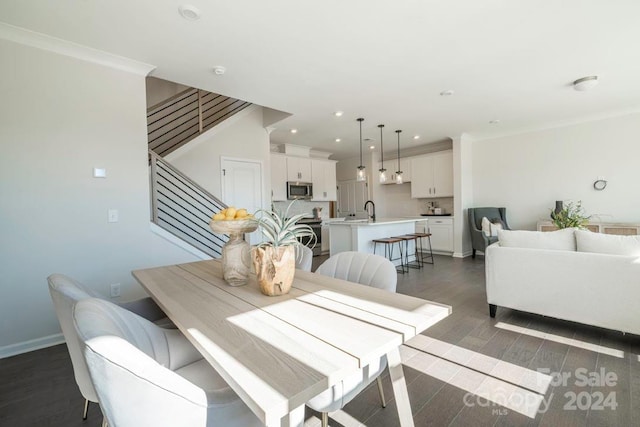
[498,228,576,251]
[575,229,640,256]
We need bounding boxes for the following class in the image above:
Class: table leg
[387,346,415,427]
[280,404,305,427]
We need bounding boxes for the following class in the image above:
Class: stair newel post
[198,89,203,134]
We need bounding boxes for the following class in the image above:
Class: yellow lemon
[226,207,237,218]
[212,212,225,221]
[235,208,248,218]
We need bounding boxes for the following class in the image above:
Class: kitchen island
[329,217,425,263]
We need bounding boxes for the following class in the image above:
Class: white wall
[471,113,640,230]
[0,39,201,356]
[166,105,271,213]
[146,76,190,108]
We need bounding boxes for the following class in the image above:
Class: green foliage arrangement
[254,202,316,249]
[550,200,590,229]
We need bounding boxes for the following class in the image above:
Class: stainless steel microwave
[287,181,313,200]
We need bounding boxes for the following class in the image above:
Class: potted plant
[550,200,590,229]
[252,203,316,296]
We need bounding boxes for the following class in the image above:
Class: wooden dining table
[132,259,451,427]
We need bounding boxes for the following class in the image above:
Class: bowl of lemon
[209,207,258,286]
[209,207,257,235]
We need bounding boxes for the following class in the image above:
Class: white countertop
[328,217,424,226]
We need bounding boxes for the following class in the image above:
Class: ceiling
[2,1,640,160]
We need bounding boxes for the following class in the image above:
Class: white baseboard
[453,250,474,258]
[0,333,64,359]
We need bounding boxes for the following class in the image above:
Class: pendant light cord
[396,130,402,172]
[379,124,384,168]
[358,118,364,167]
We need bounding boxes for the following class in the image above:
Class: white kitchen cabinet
[336,180,368,217]
[428,217,454,253]
[311,159,337,201]
[286,156,312,182]
[270,154,288,201]
[379,158,411,184]
[410,151,453,198]
[416,218,453,255]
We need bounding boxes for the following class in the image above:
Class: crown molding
[0,22,155,76]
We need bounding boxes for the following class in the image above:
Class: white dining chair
[295,245,314,272]
[47,274,173,421]
[310,251,397,426]
[73,297,263,427]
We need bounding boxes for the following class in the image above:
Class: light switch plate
[93,168,106,178]
[108,209,119,223]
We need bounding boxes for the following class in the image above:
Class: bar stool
[408,232,434,266]
[391,235,421,271]
[372,237,405,274]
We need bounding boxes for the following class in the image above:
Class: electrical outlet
[110,283,121,298]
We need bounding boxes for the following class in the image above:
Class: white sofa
[485,228,640,336]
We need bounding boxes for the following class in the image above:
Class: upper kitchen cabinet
[286,156,312,182]
[311,159,337,201]
[271,154,288,201]
[410,151,453,198]
[379,158,411,184]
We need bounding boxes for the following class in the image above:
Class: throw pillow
[481,217,492,237]
[481,217,502,237]
[575,229,640,256]
[498,228,576,251]
[490,218,505,236]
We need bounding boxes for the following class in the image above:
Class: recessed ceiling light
[335,138,341,142]
[212,66,226,75]
[290,129,298,134]
[440,89,455,96]
[573,75,598,91]
[369,145,375,150]
[413,135,420,140]
[178,5,201,21]
[334,111,344,117]
[489,119,501,124]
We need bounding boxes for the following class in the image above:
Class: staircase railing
[147,88,252,157]
[149,150,228,258]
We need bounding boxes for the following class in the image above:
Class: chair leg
[376,376,387,408]
[472,249,476,258]
[82,399,89,420]
[321,411,328,427]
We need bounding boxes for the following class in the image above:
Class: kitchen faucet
[364,200,376,222]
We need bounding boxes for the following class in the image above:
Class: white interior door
[221,158,263,244]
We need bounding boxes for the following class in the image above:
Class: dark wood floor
[2,255,638,426]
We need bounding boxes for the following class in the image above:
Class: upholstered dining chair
[73,298,262,427]
[468,207,511,258]
[47,274,173,421]
[294,245,314,272]
[310,251,397,427]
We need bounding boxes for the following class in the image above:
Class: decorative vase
[551,200,563,219]
[252,245,296,296]
[209,219,258,286]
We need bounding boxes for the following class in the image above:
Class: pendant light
[395,130,403,184]
[356,118,366,181]
[377,124,387,183]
